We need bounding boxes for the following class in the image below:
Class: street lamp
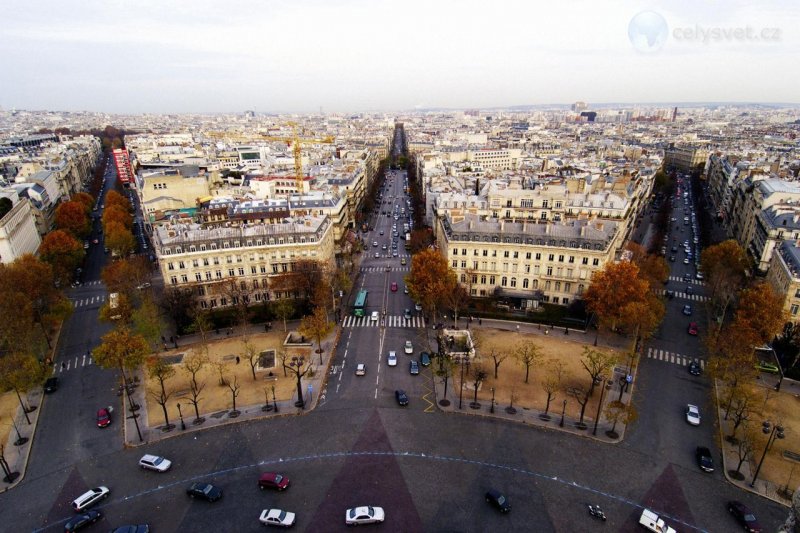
[750,420,785,488]
[560,399,568,427]
[490,387,495,414]
[592,377,613,436]
[177,402,186,431]
[9,416,28,446]
[272,385,278,413]
[290,356,306,409]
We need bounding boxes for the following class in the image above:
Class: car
[355,363,366,376]
[345,506,385,525]
[372,241,378,247]
[403,286,409,294]
[414,303,422,312]
[139,454,172,472]
[728,500,762,532]
[669,255,675,262]
[682,305,692,316]
[104,247,109,253]
[381,244,387,251]
[72,486,110,512]
[695,272,704,280]
[695,446,714,472]
[671,246,677,252]
[64,510,102,532]
[683,258,689,264]
[403,309,412,320]
[259,508,296,528]
[96,407,112,428]
[688,360,702,376]
[136,282,151,290]
[390,282,398,292]
[404,341,413,354]
[258,472,290,491]
[686,404,700,426]
[83,241,90,249]
[409,360,419,375]
[92,238,99,244]
[374,252,379,258]
[186,482,223,502]
[685,285,693,294]
[44,376,59,393]
[419,352,431,367]
[110,526,150,533]
[400,257,407,265]
[754,361,780,374]
[387,351,397,367]
[395,389,409,406]
[379,230,384,235]
[485,489,511,513]
[688,322,698,335]
[370,311,379,321]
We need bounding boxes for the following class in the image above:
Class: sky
[1,0,797,114]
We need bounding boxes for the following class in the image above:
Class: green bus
[353,289,368,317]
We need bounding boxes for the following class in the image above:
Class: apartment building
[437,213,622,307]
[766,240,800,322]
[137,167,211,221]
[0,193,41,264]
[663,145,708,173]
[154,215,334,309]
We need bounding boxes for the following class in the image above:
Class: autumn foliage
[405,248,457,319]
[583,261,651,332]
[55,200,91,239]
[39,230,85,283]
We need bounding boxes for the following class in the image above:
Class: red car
[688,322,698,335]
[390,282,398,292]
[96,407,112,428]
[258,472,290,491]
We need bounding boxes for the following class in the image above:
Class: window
[792,304,800,316]
[195,273,202,281]
[540,212,547,220]
[453,249,458,256]
[216,270,222,279]
[238,267,245,276]
[169,276,177,284]
[167,263,175,271]
[535,253,541,260]
[542,200,549,208]
[489,276,496,284]
[564,282,571,293]
[523,278,529,289]
[452,260,458,268]
[569,256,575,263]
[526,252,531,259]
[483,250,488,256]
[181,275,188,283]
[546,266,553,276]
[504,251,509,258]
[582,257,589,265]
[558,255,564,262]
[554,281,561,291]
[548,254,554,261]
[461,261,467,268]
[205,272,212,280]
[192,259,199,268]
[510,277,517,288]
[481,275,486,284]
[513,252,519,259]
[203,258,209,266]
[228,269,235,277]
[501,277,508,287]
[592,258,600,266]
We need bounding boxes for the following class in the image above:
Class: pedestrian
[478,318,482,326]
[61,362,66,370]
[516,324,520,333]
[236,356,240,365]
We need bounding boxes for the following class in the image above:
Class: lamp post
[272,385,278,413]
[177,402,186,431]
[291,355,306,409]
[750,421,785,488]
[490,387,495,414]
[560,399,568,427]
[592,377,613,436]
[10,416,28,446]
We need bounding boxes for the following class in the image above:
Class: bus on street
[353,289,368,317]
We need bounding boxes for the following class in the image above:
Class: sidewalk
[0,388,42,492]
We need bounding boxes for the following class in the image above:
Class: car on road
[485,489,511,513]
[355,363,367,376]
[688,322,698,336]
[695,446,714,472]
[96,407,112,428]
[404,340,413,354]
[186,482,223,502]
[372,241,378,247]
[139,454,172,472]
[409,360,419,375]
[390,282,398,292]
[685,404,700,426]
[258,472,290,491]
[400,257,407,265]
[370,311,379,321]
[403,286,409,294]
[259,508,296,528]
[419,352,431,367]
[754,361,780,374]
[72,486,110,512]
[395,390,409,406]
[345,506,385,525]
[110,526,150,533]
[682,305,692,316]
[414,303,422,312]
[688,360,702,376]
[381,244,387,250]
[64,510,102,532]
[403,308,412,320]
[379,230,384,235]
[727,501,761,532]
[44,376,59,393]
[387,351,397,367]
[374,252,379,258]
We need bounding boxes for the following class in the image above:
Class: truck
[639,509,677,533]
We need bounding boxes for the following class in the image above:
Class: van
[72,486,110,511]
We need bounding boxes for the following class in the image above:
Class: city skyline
[1,0,798,114]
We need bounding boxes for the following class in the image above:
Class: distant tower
[672,107,678,122]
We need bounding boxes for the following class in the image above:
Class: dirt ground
[0,391,18,449]
[143,330,319,427]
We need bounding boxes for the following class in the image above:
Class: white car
[370,311,379,321]
[72,486,110,511]
[355,363,366,376]
[259,508,296,528]
[387,351,397,366]
[345,506,385,525]
[139,454,172,472]
[686,404,700,426]
[404,341,413,355]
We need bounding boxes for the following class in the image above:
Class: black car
[695,446,714,472]
[110,527,150,533]
[64,510,101,532]
[419,352,431,367]
[688,361,702,376]
[44,376,59,393]
[395,390,409,406]
[728,501,761,532]
[485,489,511,513]
[409,361,420,375]
[186,482,223,502]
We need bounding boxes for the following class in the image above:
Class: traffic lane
[330,328,385,407]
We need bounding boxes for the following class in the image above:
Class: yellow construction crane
[262,122,334,194]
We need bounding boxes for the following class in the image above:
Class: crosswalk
[342,315,426,328]
[668,275,706,286]
[654,288,709,302]
[75,280,103,287]
[71,294,106,308]
[360,267,410,273]
[52,353,94,374]
[646,347,705,369]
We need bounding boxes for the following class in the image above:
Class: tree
[726,385,758,441]
[700,240,749,325]
[540,359,565,416]
[227,376,241,414]
[580,347,618,398]
[146,355,176,430]
[619,292,665,343]
[485,342,510,379]
[103,204,132,231]
[444,283,470,327]
[162,288,197,334]
[583,261,649,332]
[38,230,85,285]
[298,306,333,365]
[514,340,542,384]
[105,221,136,257]
[133,295,164,351]
[628,243,670,290]
[405,248,456,323]
[604,400,638,436]
[0,291,36,354]
[733,282,785,346]
[0,353,44,424]
[182,352,208,423]
[242,337,260,380]
[566,384,590,425]
[470,364,487,407]
[104,190,131,213]
[54,201,91,239]
[102,258,149,298]
[72,192,95,212]
[212,360,229,387]
[270,259,323,302]
[733,424,757,476]
[271,299,295,332]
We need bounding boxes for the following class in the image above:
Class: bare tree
[514,340,542,384]
[734,424,757,477]
[604,400,638,436]
[277,346,290,377]
[566,385,590,425]
[271,299,295,332]
[242,337,260,380]
[540,359,565,416]
[485,342,510,379]
[470,364,487,407]
[727,386,758,441]
[227,375,241,414]
[212,360,229,387]
[147,355,175,429]
[182,353,208,423]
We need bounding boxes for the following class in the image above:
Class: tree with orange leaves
[583,261,649,332]
[39,230,85,284]
[55,200,91,239]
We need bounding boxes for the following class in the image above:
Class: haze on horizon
[1,0,797,114]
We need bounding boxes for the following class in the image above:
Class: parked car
[485,489,511,513]
[685,404,700,426]
[72,486,110,512]
[409,361,419,375]
[186,482,223,502]
[688,322,698,336]
[727,501,761,532]
[44,376,59,393]
[682,305,692,316]
[64,510,102,532]
[695,446,714,472]
[259,508,296,528]
[400,258,407,265]
[395,389,409,406]
[345,506,385,525]
[387,351,397,367]
[139,454,172,472]
[419,352,431,367]
[96,407,112,428]
[355,363,367,376]
[258,472,290,491]
[754,361,780,374]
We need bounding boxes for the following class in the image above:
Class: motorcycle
[588,504,606,521]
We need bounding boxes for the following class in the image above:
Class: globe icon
[628,11,668,53]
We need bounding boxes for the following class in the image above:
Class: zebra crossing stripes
[654,289,709,303]
[341,315,426,328]
[668,275,705,286]
[360,267,410,273]
[70,294,106,308]
[647,347,705,369]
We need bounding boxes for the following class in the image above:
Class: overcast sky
[1,0,796,113]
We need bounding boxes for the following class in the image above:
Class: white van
[72,486,110,511]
